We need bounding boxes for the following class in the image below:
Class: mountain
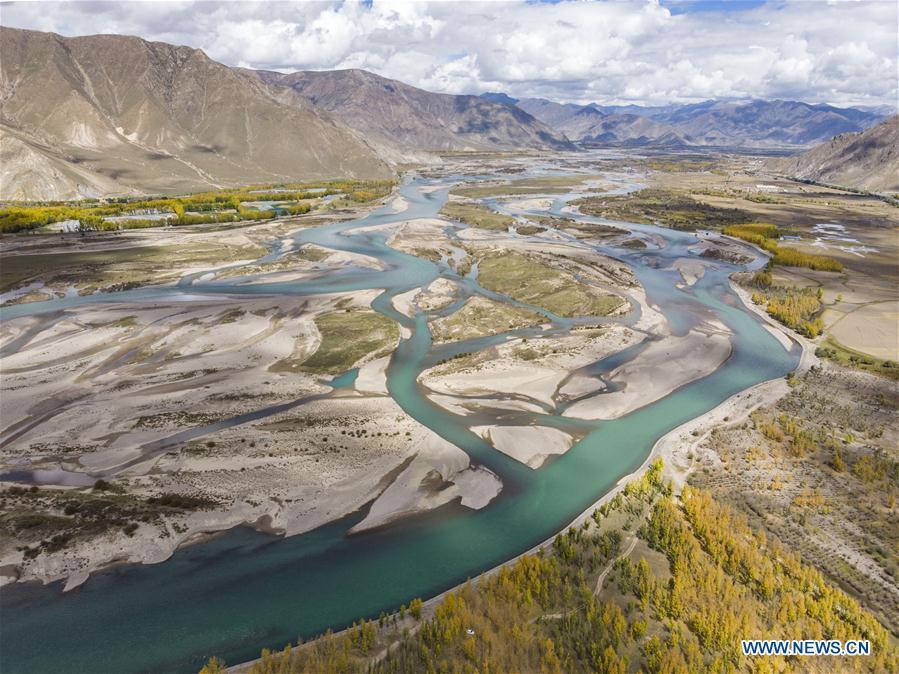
[253,69,575,159]
[771,115,899,193]
[0,27,390,201]
[588,103,682,117]
[501,94,886,149]
[647,99,885,147]
[515,98,687,146]
[480,92,519,107]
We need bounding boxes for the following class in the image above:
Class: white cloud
[1,0,895,108]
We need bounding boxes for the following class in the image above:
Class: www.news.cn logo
[742,640,871,657]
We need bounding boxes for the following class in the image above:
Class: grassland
[654,166,899,282]
[514,224,542,236]
[1,247,166,292]
[575,188,753,230]
[295,310,398,374]
[439,201,515,231]
[816,338,899,380]
[477,252,625,317]
[205,460,897,674]
[429,296,543,343]
[532,215,623,239]
[451,175,606,199]
[0,242,267,294]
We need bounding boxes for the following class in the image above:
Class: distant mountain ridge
[499,95,888,148]
[514,99,688,146]
[770,115,899,193]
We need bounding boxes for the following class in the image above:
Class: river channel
[0,165,798,673]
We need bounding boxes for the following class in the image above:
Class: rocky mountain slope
[253,69,575,159]
[771,115,899,193]
[0,27,392,200]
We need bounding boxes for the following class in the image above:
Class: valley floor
[1,150,896,674]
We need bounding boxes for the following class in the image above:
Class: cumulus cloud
[1,0,895,108]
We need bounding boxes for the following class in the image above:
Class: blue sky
[1,0,895,108]
[660,0,768,14]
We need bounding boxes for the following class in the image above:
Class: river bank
[0,157,800,674]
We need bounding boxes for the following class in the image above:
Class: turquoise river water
[0,167,798,673]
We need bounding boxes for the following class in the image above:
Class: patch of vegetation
[515,224,542,236]
[575,188,752,230]
[747,271,822,336]
[205,459,896,673]
[0,290,54,306]
[692,187,786,204]
[439,201,514,231]
[748,272,824,338]
[816,338,899,380]
[0,242,267,293]
[723,224,843,272]
[429,296,542,343]
[0,247,165,292]
[0,180,396,234]
[477,252,625,317]
[451,175,599,199]
[146,493,218,510]
[619,238,647,249]
[645,158,717,173]
[1,484,218,558]
[292,310,398,374]
[691,365,899,629]
[772,246,844,272]
[534,215,623,239]
[132,412,225,430]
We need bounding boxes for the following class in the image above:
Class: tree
[199,657,226,674]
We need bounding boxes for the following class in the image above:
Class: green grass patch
[1,243,267,292]
[515,225,542,236]
[451,175,602,199]
[477,253,625,317]
[0,247,167,292]
[298,310,398,374]
[439,201,514,231]
[575,188,752,230]
[430,296,542,343]
[817,338,899,380]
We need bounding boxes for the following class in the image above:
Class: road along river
[0,167,798,673]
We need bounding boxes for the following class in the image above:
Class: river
[0,165,798,673]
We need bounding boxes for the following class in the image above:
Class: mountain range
[0,26,893,201]
[0,27,564,200]
[770,115,899,193]
[486,94,888,149]
[251,69,573,162]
